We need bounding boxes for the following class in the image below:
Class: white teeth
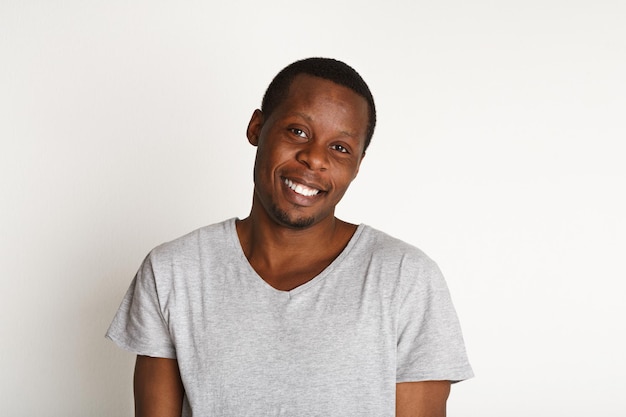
[284,178,320,197]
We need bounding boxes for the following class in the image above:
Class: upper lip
[281,175,327,193]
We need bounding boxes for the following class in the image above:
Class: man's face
[247,74,369,229]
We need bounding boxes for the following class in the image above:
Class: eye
[331,144,349,154]
[289,128,308,139]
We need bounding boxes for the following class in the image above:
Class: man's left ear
[246,109,264,146]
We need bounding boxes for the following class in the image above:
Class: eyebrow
[293,111,313,122]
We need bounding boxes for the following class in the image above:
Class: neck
[235,201,357,291]
[237,207,345,259]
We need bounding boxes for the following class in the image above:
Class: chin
[271,205,315,229]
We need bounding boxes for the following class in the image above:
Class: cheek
[334,160,361,182]
[329,172,357,198]
[255,144,275,169]
[253,150,271,183]
[264,145,295,169]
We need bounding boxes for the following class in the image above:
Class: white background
[1,1,625,415]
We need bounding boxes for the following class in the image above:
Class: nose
[296,142,328,171]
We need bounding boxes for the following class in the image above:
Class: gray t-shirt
[106,218,473,416]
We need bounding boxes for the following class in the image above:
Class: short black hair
[261,57,376,151]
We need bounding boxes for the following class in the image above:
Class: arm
[134,355,184,417]
[396,381,451,417]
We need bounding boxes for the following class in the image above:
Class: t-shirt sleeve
[396,256,473,383]
[105,254,177,359]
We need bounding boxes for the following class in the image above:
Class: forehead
[277,74,369,128]
[284,74,365,106]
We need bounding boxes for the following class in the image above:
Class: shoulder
[136,218,238,294]
[354,225,446,289]
[358,225,438,267]
[148,218,236,264]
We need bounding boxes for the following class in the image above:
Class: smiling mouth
[283,178,321,197]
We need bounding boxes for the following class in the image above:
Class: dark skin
[134,74,451,417]
[238,75,368,290]
[134,356,183,417]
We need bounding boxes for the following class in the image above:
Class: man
[107,57,473,416]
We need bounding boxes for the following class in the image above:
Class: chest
[251,257,335,291]
[172,286,397,415]
[158,249,403,415]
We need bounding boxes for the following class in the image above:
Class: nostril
[296,146,328,171]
